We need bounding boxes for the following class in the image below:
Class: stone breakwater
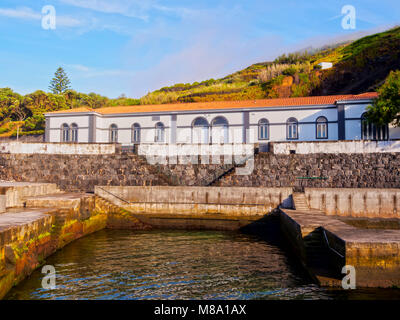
[0,152,399,192]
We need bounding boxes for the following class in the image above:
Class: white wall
[250,107,338,142]
[0,142,116,154]
[96,115,172,144]
[48,115,90,143]
[273,140,400,154]
[344,103,367,140]
[176,112,243,143]
[48,101,399,145]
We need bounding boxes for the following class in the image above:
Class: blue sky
[0,0,399,98]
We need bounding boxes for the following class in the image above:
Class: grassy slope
[140,26,400,104]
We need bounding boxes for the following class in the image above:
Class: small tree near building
[49,67,71,95]
[366,70,400,127]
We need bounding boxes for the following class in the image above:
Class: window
[316,117,328,139]
[61,123,70,142]
[258,118,269,140]
[192,117,209,144]
[132,123,141,144]
[155,122,165,142]
[71,123,78,142]
[211,116,229,144]
[286,117,298,140]
[109,124,118,143]
[361,113,389,141]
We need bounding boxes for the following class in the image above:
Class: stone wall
[0,152,399,192]
[0,154,231,192]
[215,153,400,189]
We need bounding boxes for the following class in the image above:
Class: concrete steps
[292,192,310,211]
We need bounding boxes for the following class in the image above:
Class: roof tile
[47,92,378,115]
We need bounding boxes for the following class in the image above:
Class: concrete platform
[0,208,55,231]
[280,209,400,288]
[0,181,61,208]
[283,209,400,243]
[25,192,93,209]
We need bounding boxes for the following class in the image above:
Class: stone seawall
[0,152,399,192]
[0,192,152,299]
[0,196,108,299]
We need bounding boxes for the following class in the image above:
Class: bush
[282,66,297,76]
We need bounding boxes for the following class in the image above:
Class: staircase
[292,192,309,211]
[95,196,151,230]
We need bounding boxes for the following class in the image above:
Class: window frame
[155,122,165,143]
[361,113,389,141]
[315,116,328,139]
[211,116,229,144]
[109,124,118,143]
[132,123,141,144]
[192,117,209,144]
[258,118,269,140]
[70,123,78,143]
[61,123,70,142]
[286,117,298,140]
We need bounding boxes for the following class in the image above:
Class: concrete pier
[280,208,400,288]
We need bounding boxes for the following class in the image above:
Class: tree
[366,70,400,126]
[49,67,71,94]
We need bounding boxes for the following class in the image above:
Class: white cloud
[59,0,198,21]
[0,6,82,27]
[59,0,152,21]
[0,7,40,20]
[68,64,90,72]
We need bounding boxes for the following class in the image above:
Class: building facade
[44,93,400,145]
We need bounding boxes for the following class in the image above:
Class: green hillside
[140,26,400,104]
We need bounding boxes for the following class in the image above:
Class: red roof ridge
[46,92,378,115]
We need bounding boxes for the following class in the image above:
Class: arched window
[361,113,389,141]
[316,117,328,139]
[109,124,118,143]
[70,123,78,142]
[258,118,269,140]
[132,123,141,144]
[192,117,209,144]
[286,117,298,140]
[155,122,165,142]
[211,116,229,144]
[61,123,70,142]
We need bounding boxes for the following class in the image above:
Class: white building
[44,92,400,146]
[317,62,333,70]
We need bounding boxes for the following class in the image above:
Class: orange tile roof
[47,92,378,115]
